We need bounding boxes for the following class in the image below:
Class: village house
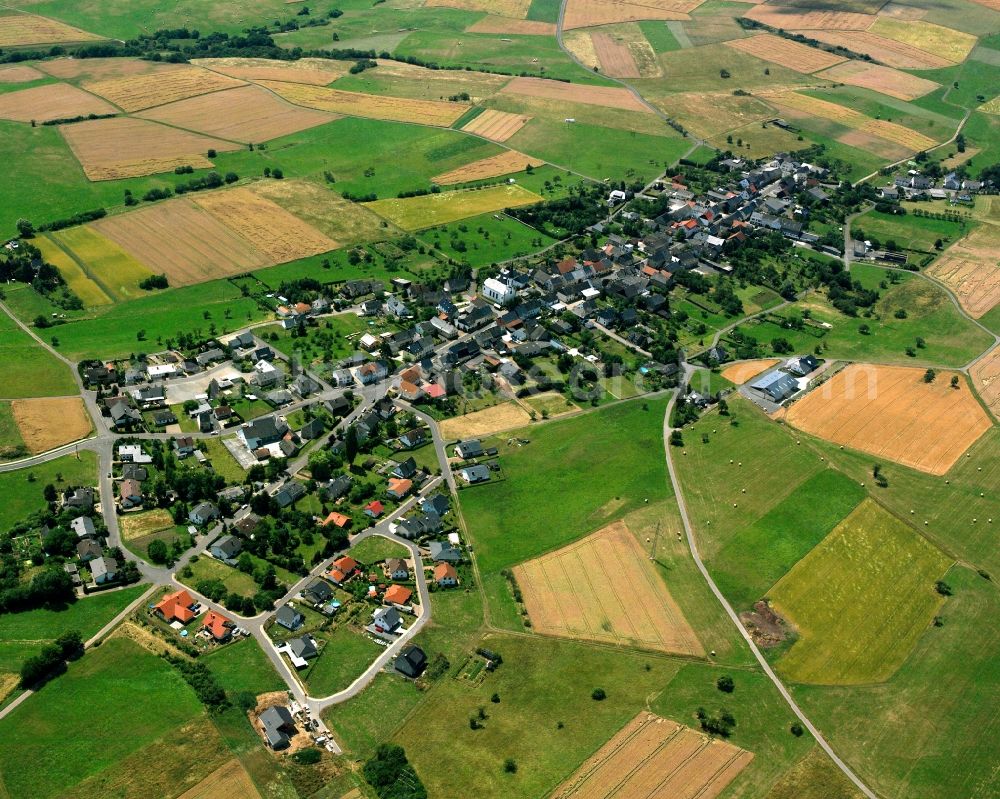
[434,562,459,587]
[275,605,304,631]
[395,645,427,679]
[202,611,234,643]
[384,584,413,606]
[154,589,197,623]
[385,558,409,581]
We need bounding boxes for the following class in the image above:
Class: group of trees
[163,654,229,711]
[19,630,84,688]
[363,744,427,799]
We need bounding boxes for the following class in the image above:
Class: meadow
[418,212,554,268]
[459,396,670,574]
[202,637,285,696]
[0,451,96,530]
[348,534,409,564]
[0,304,79,399]
[0,637,205,799]
[770,500,952,685]
[303,625,383,697]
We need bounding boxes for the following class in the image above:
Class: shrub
[716,675,735,693]
[292,748,322,765]
[790,722,804,737]
[591,688,607,701]
[503,758,517,774]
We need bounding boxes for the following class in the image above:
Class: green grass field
[349,534,409,565]
[710,470,866,611]
[201,438,247,484]
[48,226,154,302]
[793,564,1000,799]
[762,747,864,799]
[0,305,79,399]
[459,397,671,574]
[0,637,205,799]
[854,209,971,255]
[770,500,952,685]
[304,625,383,697]
[418,212,554,268]
[0,451,97,530]
[365,184,543,231]
[202,637,285,696]
[0,402,26,459]
[182,556,259,597]
[34,235,112,308]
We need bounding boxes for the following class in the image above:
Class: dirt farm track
[785,363,992,475]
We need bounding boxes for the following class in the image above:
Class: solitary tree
[924,369,936,383]
[950,375,960,389]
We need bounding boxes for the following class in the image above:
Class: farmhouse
[395,645,427,678]
[785,354,819,376]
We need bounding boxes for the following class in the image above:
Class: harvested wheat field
[725,33,844,73]
[432,149,543,184]
[0,82,116,123]
[514,521,704,655]
[440,401,532,439]
[83,66,246,112]
[500,76,651,112]
[816,60,939,101]
[192,187,337,262]
[365,183,541,230]
[461,108,532,141]
[563,28,601,69]
[0,12,101,47]
[11,398,92,453]
[801,30,952,69]
[658,91,774,137]
[425,0,531,16]
[971,348,1000,419]
[252,179,392,244]
[563,0,700,30]
[0,64,44,83]
[91,198,272,285]
[138,85,335,143]
[175,759,261,799]
[927,227,1000,318]
[191,57,348,85]
[766,91,936,150]
[786,364,992,475]
[870,17,977,64]
[836,129,911,160]
[968,0,1000,9]
[38,57,186,82]
[721,359,781,384]
[466,15,556,35]
[551,712,752,799]
[742,5,875,30]
[258,81,468,126]
[61,117,237,180]
[592,31,642,77]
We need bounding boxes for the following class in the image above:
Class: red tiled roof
[384,584,413,605]
[321,512,351,528]
[154,589,196,623]
[434,563,457,582]
[202,611,231,640]
[387,478,413,497]
[334,556,358,572]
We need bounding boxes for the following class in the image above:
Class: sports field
[785,364,992,475]
[770,500,951,684]
[365,184,542,230]
[83,66,246,112]
[551,712,751,799]
[0,82,116,123]
[515,521,704,655]
[432,150,542,184]
[10,397,91,453]
[440,401,533,439]
[259,80,469,126]
[138,84,335,143]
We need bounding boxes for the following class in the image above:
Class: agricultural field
[742,6,877,31]
[462,108,534,141]
[173,760,262,799]
[770,500,952,685]
[137,84,336,144]
[720,359,780,384]
[0,81,116,123]
[0,64,47,83]
[588,25,663,78]
[259,81,470,126]
[970,347,999,417]
[803,30,953,69]
[439,401,533,439]
[467,15,556,35]
[46,225,154,300]
[0,306,79,399]
[785,363,992,475]
[9,397,91,453]
[927,224,1000,318]
[500,76,653,113]
[816,61,940,101]
[364,184,542,230]
[514,521,704,655]
[562,0,700,29]
[191,56,349,85]
[724,33,846,74]
[460,397,670,574]
[763,748,865,799]
[869,17,978,64]
[0,11,101,47]
[551,711,752,799]
[59,117,236,180]
[431,149,542,184]
[82,66,247,112]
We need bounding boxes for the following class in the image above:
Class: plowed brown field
[0,82,117,123]
[60,117,237,180]
[816,61,939,100]
[721,359,780,384]
[11,398,92,453]
[514,521,704,655]
[461,108,532,141]
[592,31,641,77]
[91,198,272,284]
[500,76,651,112]
[83,66,246,112]
[725,33,845,73]
[563,0,700,29]
[786,364,992,475]
[138,84,335,143]
[552,712,753,799]
[970,348,1000,419]
[432,149,543,184]
[927,226,1000,318]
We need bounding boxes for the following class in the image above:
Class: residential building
[210,535,242,561]
[454,439,484,459]
[190,501,220,525]
[384,584,413,606]
[302,578,334,606]
[395,645,427,678]
[385,558,409,581]
[275,605,304,631]
[260,705,295,750]
[202,611,234,642]
[155,589,196,623]
[372,606,403,635]
[428,540,462,562]
[459,464,491,484]
[434,562,459,587]
[70,516,96,539]
[91,556,118,585]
